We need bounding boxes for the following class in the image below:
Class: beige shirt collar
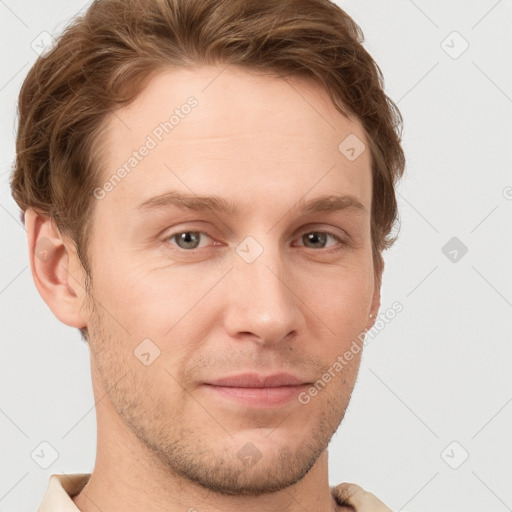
[38,474,90,512]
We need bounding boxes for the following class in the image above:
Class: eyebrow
[136,191,367,216]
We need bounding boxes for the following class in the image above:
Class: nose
[222,242,305,346]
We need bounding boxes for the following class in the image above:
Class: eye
[166,231,212,250]
[164,229,347,253]
[296,231,345,252]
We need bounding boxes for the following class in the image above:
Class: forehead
[95,65,372,215]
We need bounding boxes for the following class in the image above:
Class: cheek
[86,282,190,410]
[90,250,169,327]
[89,259,214,378]
[300,261,374,337]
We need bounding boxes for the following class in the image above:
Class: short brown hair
[10,0,405,282]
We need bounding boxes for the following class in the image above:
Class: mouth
[202,373,311,407]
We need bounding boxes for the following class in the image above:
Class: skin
[26,65,385,511]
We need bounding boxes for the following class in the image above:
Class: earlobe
[24,209,87,329]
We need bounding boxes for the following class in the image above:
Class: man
[11,0,405,510]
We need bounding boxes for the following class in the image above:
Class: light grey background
[1,1,511,511]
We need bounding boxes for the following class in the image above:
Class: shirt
[37,473,393,511]
[38,474,89,512]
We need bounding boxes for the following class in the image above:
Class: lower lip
[203,384,309,407]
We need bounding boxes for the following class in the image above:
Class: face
[81,65,378,495]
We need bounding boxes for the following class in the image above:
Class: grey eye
[170,232,203,250]
[302,232,330,249]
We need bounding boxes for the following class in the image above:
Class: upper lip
[205,373,309,388]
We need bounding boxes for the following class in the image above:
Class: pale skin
[25,65,393,511]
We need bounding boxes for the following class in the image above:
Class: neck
[73,444,338,512]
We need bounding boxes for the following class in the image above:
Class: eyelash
[164,229,348,254]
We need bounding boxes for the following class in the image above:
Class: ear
[366,264,382,330]
[24,209,87,329]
